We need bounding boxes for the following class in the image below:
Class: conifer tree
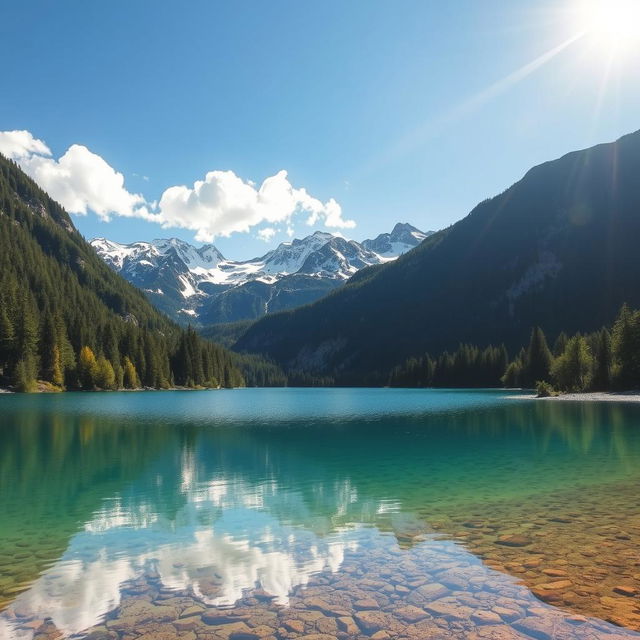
[611,304,640,389]
[50,345,64,387]
[553,332,568,357]
[13,357,38,392]
[122,356,140,389]
[0,303,14,373]
[78,346,99,389]
[523,327,553,387]
[591,329,612,391]
[501,360,522,388]
[551,335,593,392]
[95,356,116,390]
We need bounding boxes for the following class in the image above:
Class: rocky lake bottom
[1,388,640,639]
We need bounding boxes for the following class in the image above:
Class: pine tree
[78,346,99,389]
[50,345,64,387]
[591,329,612,391]
[551,335,593,392]
[523,327,553,387]
[122,356,140,389]
[16,293,39,364]
[13,356,38,392]
[611,304,640,389]
[502,360,522,388]
[553,332,568,357]
[0,303,15,372]
[95,356,116,390]
[40,315,61,384]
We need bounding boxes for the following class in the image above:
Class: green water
[1,388,640,638]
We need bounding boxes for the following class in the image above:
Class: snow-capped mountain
[362,222,430,257]
[91,223,432,324]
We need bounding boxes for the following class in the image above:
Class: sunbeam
[357,33,585,178]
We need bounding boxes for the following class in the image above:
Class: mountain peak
[391,222,414,233]
[91,222,427,324]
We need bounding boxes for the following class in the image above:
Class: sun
[577,0,640,53]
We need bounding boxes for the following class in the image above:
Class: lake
[1,388,640,639]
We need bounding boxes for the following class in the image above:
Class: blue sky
[1,0,639,259]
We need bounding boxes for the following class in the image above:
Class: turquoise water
[2,388,640,638]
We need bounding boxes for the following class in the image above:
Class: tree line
[0,153,253,392]
[389,344,508,388]
[388,304,640,393]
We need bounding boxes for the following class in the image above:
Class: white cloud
[0,130,150,221]
[158,169,355,242]
[22,145,151,220]
[0,130,354,241]
[0,129,51,159]
[257,227,277,242]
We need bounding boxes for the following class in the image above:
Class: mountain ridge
[235,129,640,383]
[91,223,432,325]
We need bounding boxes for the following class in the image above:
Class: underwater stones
[354,598,379,611]
[283,619,305,633]
[107,601,179,630]
[314,615,338,635]
[353,610,394,634]
[535,580,573,591]
[82,629,118,640]
[423,598,473,621]
[491,606,521,623]
[135,627,180,640]
[471,611,503,625]
[436,569,474,590]
[512,617,555,640]
[530,588,563,604]
[290,610,324,624]
[336,616,359,634]
[407,582,449,605]
[394,605,428,623]
[495,535,532,548]
[204,621,254,639]
[201,612,251,626]
[304,597,350,617]
[613,586,638,597]
[253,589,278,602]
[173,617,198,632]
[243,625,276,638]
[541,568,567,578]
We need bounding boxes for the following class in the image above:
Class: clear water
[1,388,640,639]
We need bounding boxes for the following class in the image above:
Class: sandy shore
[512,391,640,402]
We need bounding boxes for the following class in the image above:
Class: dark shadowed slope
[236,130,640,383]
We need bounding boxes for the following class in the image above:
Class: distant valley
[91,223,431,325]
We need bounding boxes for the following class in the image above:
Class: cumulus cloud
[23,145,150,220]
[0,130,354,240]
[0,129,51,159]
[0,130,149,220]
[158,169,354,242]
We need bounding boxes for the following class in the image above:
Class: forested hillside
[237,130,640,384]
[389,303,640,394]
[0,153,245,391]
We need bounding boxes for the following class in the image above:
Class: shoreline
[514,390,640,402]
[0,385,227,395]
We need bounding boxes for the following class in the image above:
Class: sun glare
[577,0,640,53]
